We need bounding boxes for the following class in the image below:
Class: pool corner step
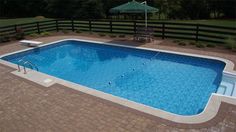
[217,82,234,96]
[232,82,236,97]
[217,85,226,95]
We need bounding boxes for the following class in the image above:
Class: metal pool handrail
[17,59,39,74]
[17,59,25,72]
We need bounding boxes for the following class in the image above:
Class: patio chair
[133,27,154,42]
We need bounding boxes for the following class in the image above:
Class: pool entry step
[217,73,236,97]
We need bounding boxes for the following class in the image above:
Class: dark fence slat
[74,25,89,28]
[91,27,110,30]
[74,21,89,24]
[40,25,56,30]
[38,23,55,27]
[91,23,109,26]
[198,33,226,40]
[164,35,195,40]
[1,19,235,45]
[0,25,15,29]
[198,38,223,44]
[199,28,236,36]
[112,28,134,31]
[165,31,196,36]
[0,28,16,33]
[18,25,37,30]
[199,24,236,30]
[111,24,134,27]
[164,26,196,31]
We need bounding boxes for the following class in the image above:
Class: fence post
[133,21,137,33]
[71,19,74,32]
[162,23,165,39]
[110,20,112,33]
[196,24,199,42]
[36,22,40,34]
[89,20,92,31]
[55,20,59,32]
[14,25,18,33]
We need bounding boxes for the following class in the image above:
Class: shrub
[0,34,10,43]
[196,43,205,48]
[99,33,106,37]
[206,43,216,48]
[225,37,236,50]
[118,34,126,38]
[189,41,196,45]
[76,29,82,33]
[40,31,51,37]
[173,40,181,43]
[109,34,116,38]
[178,42,186,46]
[29,33,39,37]
[35,16,45,19]
[15,27,25,40]
[62,29,69,34]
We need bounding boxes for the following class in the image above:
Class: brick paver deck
[0,35,236,132]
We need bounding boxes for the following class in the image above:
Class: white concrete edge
[0,38,236,124]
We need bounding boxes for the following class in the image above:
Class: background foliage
[0,0,235,19]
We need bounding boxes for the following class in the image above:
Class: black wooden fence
[1,19,236,44]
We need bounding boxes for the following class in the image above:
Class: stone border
[0,38,236,124]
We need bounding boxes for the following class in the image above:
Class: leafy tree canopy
[0,0,235,19]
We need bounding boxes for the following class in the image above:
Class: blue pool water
[1,40,225,115]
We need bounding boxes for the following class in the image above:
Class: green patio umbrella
[110,0,158,14]
[109,0,158,27]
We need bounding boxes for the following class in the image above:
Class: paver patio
[0,35,236,132]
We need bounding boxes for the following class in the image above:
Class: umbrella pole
[145,1,147,29]
[142,1,147,29]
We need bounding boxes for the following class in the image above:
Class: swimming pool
[1,40,225,115]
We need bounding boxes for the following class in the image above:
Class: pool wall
[0,38,236,124]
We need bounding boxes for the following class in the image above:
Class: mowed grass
[0,17,54,27]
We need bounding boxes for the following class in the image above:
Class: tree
[0,0,235,19]
[0,0,47,18]
[181,0,210,19]
[75,0,104,19]
[154,0,168,19]
[219,0,236,18]
[46,0,78,18]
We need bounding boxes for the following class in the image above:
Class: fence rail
[1,19,236,44]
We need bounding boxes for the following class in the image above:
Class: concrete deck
[0,35,236,132]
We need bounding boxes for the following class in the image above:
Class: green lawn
[0,17,54,27]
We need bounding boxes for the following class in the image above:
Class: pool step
[217,85,226,95]
[232,82,236,97]
[217,82,235,97]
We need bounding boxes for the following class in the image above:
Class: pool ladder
[17,59,39,74]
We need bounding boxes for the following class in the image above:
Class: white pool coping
[1,38,236,124]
